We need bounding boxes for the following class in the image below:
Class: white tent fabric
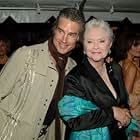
[0,0,140,23]
[0,10,140,23]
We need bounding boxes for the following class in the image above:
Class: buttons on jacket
[50,79,54,87]
[44,98,48,106]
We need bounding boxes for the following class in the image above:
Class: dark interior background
[0,16,140,64]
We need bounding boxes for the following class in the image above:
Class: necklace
[97,63,106,76]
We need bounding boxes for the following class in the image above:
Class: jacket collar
[82,56,114,80]
[82,56,120,100]
[35,40,76,76]
[34,41,56,76]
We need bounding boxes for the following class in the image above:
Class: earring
[108,49,111,55]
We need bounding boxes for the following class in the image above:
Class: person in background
[58,19,138,140]
[112,32,140,140]
[0,35,10,71]
[0,7,85,140]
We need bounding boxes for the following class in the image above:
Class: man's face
[53,17,80,54]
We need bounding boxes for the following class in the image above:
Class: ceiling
[0,0,140,23]
[0,0,140,13]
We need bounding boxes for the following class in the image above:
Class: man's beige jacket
[0,41,76,140]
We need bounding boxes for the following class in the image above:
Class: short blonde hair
[85,18,114,42]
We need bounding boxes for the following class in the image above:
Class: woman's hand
[112,106,132,128]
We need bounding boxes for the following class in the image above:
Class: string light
[36,3,41,14]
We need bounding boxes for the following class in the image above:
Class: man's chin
[58,49,69,55]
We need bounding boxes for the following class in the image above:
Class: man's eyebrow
[57,27,63,31]
[69,32,78,36]
[57,27,78,35]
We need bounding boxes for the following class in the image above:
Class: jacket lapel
[83,57,118,102]
[35,41,57,76]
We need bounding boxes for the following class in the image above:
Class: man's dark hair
[54,7,85,38]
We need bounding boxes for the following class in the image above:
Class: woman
[112,32,140,139]
[58,19,138,140]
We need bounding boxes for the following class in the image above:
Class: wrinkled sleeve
[58,95,99,121]
[58,75,114,131]
[0,48,23,101]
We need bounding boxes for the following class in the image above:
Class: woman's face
[84,27,112,63]
[0,41,7,56]
[129,43,140,58]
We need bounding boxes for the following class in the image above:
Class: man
[0,8,85,140]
